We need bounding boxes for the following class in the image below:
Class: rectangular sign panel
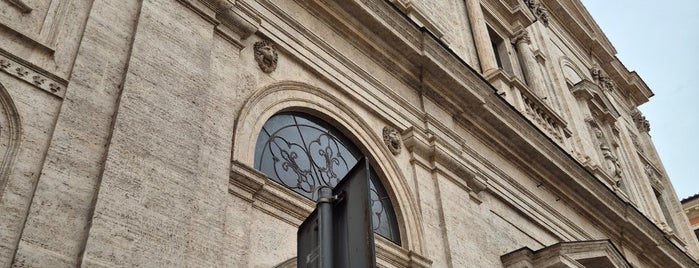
[297,209,320,268]
[297,158,376,268]
[331,158,376,268]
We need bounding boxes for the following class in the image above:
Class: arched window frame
[0,82,21,198]
[229,81,431,267]
[253,112,401,244]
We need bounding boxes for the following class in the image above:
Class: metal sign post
[297,158,377,268]
[298,186,334,268]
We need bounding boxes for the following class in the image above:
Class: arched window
[254,112,401,244]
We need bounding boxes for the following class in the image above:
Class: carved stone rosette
[383,126,402,155]
[253,40,278,73]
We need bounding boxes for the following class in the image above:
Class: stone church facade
[0,0,697,267]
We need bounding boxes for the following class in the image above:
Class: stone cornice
[385,0,449,45]
[541,0,653,108]
[251,0,426,130]
[541,0,615,62]
[5,0,33,13]
[604,60,653,108]
[176,0,260,49]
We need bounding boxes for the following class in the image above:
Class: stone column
[512,29,546,97]
[465,0,498,74]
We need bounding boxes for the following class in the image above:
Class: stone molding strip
[5,0,32,13]
[403,126,487,199]
[0,49,66,98]
[176,0,260,50]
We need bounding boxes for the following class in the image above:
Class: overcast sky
[580,0,699,200]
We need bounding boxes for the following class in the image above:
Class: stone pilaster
[512,29,546,97]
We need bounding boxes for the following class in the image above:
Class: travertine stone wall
[0,0,697,267]
[78,0,236,266]
[0,72,61,268]
[11,1,143,267]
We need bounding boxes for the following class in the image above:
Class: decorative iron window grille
[254,112,401,244]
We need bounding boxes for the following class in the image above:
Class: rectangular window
[488,28,504,69]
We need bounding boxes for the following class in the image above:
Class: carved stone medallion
[382,126,401,155]
[253,40,278,73]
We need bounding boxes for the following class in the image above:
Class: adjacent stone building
[0,0,697,267]
[682,194,699,245]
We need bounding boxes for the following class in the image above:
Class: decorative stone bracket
[522,0,549,26]
[215,0,259,40]
[403,127,487,202]
[591,67,615,91]
[631,109,650,133]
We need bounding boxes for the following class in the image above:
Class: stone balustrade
[486,70,571,145]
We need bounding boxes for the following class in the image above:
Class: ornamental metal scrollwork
[254,112,401,244]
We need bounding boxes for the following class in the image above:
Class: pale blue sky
[580,0,699,200]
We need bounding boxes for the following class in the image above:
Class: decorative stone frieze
[383,126,402,155]
[0,53,66,98]
[522,0,549,26]
[253,40,278,73]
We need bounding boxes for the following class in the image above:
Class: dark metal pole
[317,186,334,268]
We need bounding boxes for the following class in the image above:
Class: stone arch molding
[0,82,22,198]
[559,57,586,86]
[230,81,429,261]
